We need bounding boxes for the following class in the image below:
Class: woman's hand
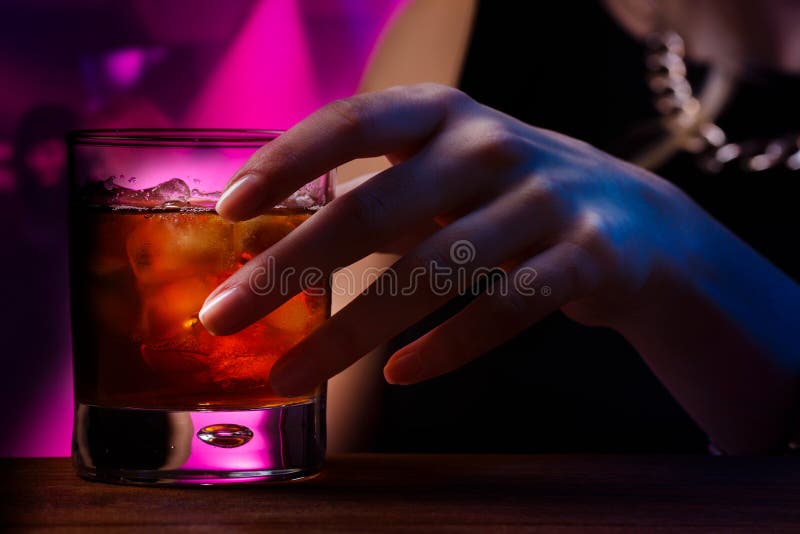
[198,83,697,396]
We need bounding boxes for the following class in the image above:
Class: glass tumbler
[67,130,332,485]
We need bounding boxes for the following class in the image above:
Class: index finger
[216,84,469,221]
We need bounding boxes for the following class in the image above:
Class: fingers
[383,241,595,385]
[335,172,379,197]
[216,84,471,221]
[266,184,562,397]
[199,136,505,336]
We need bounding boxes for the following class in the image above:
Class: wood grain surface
[3,454,800,532]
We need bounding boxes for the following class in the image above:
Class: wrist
[599,179,705,335]
[606,189,800,453]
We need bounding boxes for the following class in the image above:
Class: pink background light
[7,0,408,458]
[186,0,405,129]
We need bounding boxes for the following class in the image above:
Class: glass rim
[66,128,284,148]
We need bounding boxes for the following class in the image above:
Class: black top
[375,0,799,453]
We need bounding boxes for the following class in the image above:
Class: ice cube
[127,213,236,285]
[263,293,315,335]
[189,188,222,209]
[190,317,300,391]
[209,355,272,390]
[145,178,191,207]
[83,177,191,208]
[136,277,218,377]
[233,214,299,259]
[137,277,216,341]
[276,179,327,209]
[209,356,273,391]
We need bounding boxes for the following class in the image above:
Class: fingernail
[270,357,310,397]
[383,350,421,385]
[199,285,250,335]
[216,174,262,220]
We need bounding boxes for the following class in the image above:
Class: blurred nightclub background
[0,0,407,456]
[4,0,798,459]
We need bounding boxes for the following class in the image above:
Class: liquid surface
[70,207,328,410]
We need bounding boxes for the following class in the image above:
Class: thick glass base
[72,398,325,486]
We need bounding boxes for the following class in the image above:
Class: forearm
[614,202,800,454]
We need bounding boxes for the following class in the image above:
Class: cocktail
[67,130,331,484]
